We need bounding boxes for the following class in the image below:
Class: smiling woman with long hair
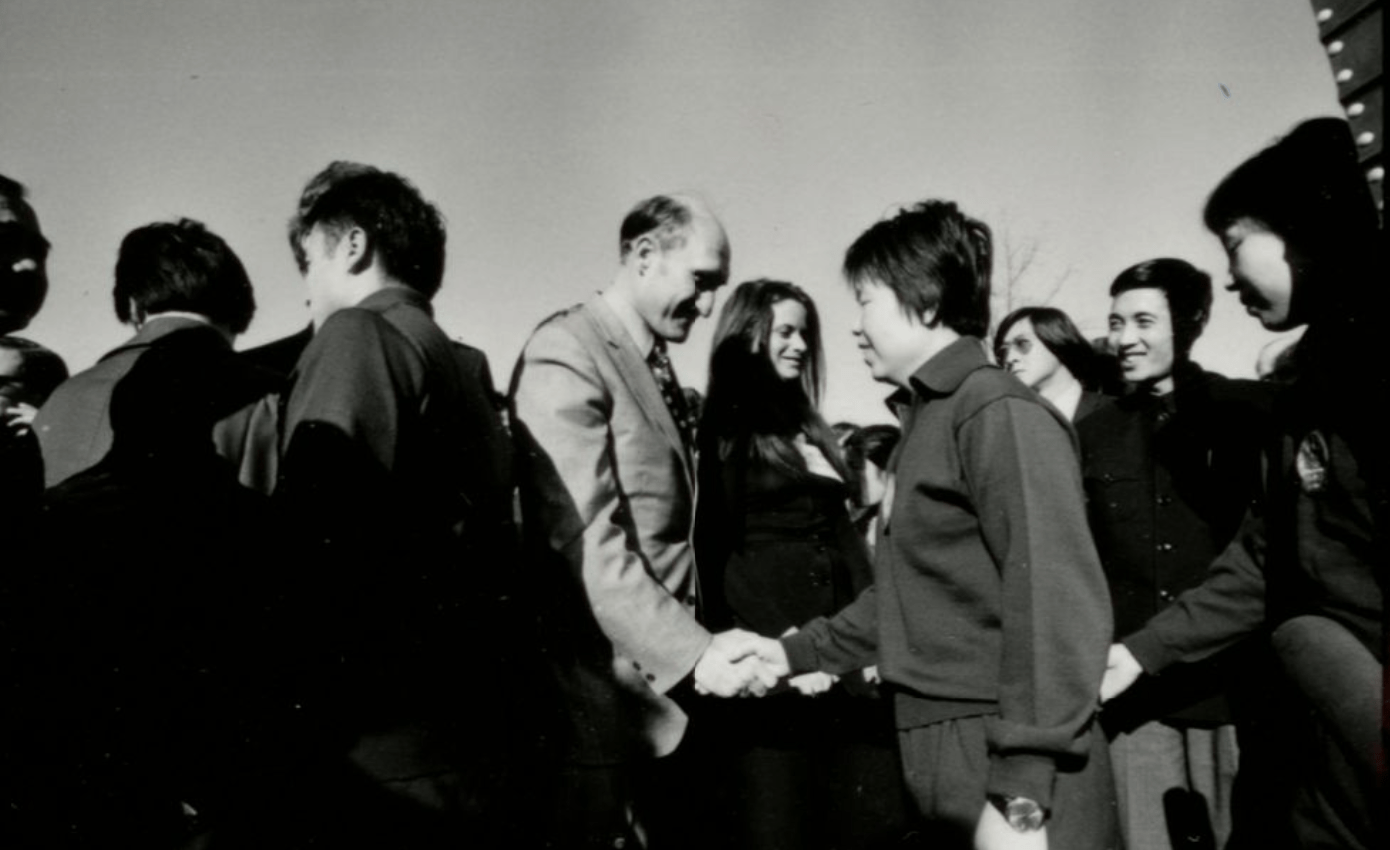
[695,278,906,850]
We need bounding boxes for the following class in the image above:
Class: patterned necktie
[648,340,695,451]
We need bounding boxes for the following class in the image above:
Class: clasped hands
[692,629,790,697]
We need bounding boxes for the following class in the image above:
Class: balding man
[511,194,783,849]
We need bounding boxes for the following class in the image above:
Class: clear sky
[2,0,1341,424]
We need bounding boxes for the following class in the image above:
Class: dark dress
[696,440,910,850]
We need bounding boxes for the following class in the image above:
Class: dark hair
[1206,119,1384,488]
[618,195,694,262]
[0,176,41,234]
[700,279,849,481]
[841,423,900,508]
[288,161,447,298]
[0,336,69,406]
[113,218,255,334]
[711,278,826,406]
[1,175,50,335]
[1109,258,1212,360]
[1204,118,1378,326]
[993,306,1101,390]
[845,423,900,472]
[843,200,992,337]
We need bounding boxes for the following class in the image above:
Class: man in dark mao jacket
[1102,118,1385,850]
[1080,258,1279,850]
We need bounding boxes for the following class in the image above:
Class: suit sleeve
[1124,506,1269,672]
[281,310,421,472]
[781,582,880,675]
[512,321,710,694]
[275,310,423,550]
[961,396,1112,808]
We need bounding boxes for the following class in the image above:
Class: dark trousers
[897,715,1120,849]
[546,720,721,850]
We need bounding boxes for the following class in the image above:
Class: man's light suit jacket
[511,293,711,766]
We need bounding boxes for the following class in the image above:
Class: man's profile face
[1108,287,1176,388]
[852,278,934,388]
[997,318,1064,392]
[1220,218,1295,331]
[634,217,729,343]
[0,197,50,335]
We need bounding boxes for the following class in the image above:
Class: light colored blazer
[511,293,711,765]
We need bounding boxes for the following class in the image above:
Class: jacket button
[1157,494,1172,506]
[644,673,655,683]
[1159,589,1174,602]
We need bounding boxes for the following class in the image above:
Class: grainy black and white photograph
[1,1,1382,848]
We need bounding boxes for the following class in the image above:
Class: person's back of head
[288,161,447,298]
[114,218,256,334]
[0,175,50,335]
[843,199,993,338]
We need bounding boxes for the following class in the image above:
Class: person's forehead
[772,298,806,321]
[1006,320,1037,339]
[681,217,728,262]
[1222,216,1272,242]
[1111,287,1171,316]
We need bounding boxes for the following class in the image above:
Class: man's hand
[975,802,1047,850]
[1099,642,1144,703]
[693,629,789,697]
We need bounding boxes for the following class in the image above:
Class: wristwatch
[988,794,1047,832]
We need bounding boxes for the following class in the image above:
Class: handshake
[691,628,793,698]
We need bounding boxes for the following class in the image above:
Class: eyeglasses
[995,337,1034,362]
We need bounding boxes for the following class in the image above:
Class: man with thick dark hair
[1080,257,1276,850]
[766,200,1117,848]
[273,161,521,847]
[1102,118,1384,850]
[33,218,262,487]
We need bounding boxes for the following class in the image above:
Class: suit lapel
[582,296,693,482]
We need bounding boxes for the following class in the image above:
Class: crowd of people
[0,116,1382,850]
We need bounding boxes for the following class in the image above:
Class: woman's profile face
[997,318,1063,391]
[1220,218,1296,331]
[766,298,810,381]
